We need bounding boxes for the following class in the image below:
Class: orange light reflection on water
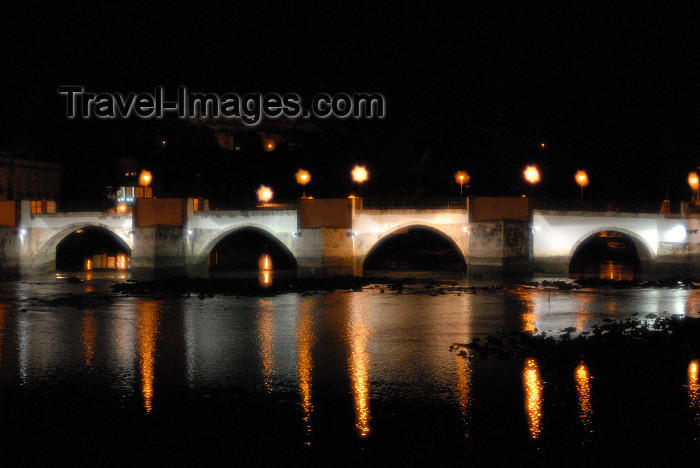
[258,254,273,288]
[688,359,700,442]
[454,354,471,439]
[257,299,276,393]
[510,289,539,333]
[297,298,316,445]
[574,294,594,332]
[137,301,161,413]
[523,358,543,439]
[347,302,372,437]
[575,361,594,444]
[82,310,96,368]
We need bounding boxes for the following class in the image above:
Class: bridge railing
[44,197,667,214]
[359,198,467,210]
[531,198,665,214]
[55,200,118,213]
[206,199,299,211]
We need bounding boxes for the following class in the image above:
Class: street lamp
[295,169,311,198]
[523,165,540,196]
[575,170,589,201]
[139,170,152,198]
[352,165,369,197]
[455,171,469,197]
[688,172,699,204]
[257,185,273,203]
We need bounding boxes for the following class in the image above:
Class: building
[111,158,152,206]
[0,152,61,201]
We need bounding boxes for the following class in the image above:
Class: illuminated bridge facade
[2,197,699,280]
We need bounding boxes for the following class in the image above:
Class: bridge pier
[130,198,189,279]
[293,228,358,277]
[465,198,533,280]
[293,199,359,277]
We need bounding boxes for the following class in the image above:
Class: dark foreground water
[2,274,700,466]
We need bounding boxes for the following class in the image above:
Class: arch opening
[363,226,466,273]
[569,230,642,281]
[208,227,297,273]
[56,226,131,271]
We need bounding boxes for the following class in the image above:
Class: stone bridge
[1,197,699,280]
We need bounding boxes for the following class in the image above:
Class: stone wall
[0,226,19,278]
[468,220,532,278]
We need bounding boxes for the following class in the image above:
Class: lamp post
[523,165,540,196]
[688,172,699,205]
[455,171,469,197]
[139,170,152,198]
[352,165,369,197]
[295,169,311,198]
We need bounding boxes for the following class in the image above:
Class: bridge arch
[568,227,654,281]
[200,224,297,272]
[360,222,467,272]
[33,223,133,273]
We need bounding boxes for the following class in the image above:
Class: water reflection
[574,295,594,332]
[510,289,541,333]
[0,303,6,367]
[523,358,543,439]
[688,359,700,442]
[686,292,700,319]
[296,298,317,445]
[257,299,276,393]
[599,260,633,281]
[454,355,472,440]
[137,300,161,413]
[346,297,372,438]
[7,280,700,462]
[109,305,137,398]
[82,310,96,369]
[575,361,594,444]
[258,254,273,288]
[258,270,273,288]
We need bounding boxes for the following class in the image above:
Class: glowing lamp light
[689,172,699,191]
[295,168,312,198]
[352,165,369,184]
[139,170,152,187]
[575,170,589,188]
[116,202,127,214]
[296,169,311,186]
[524,165,540,184]
[258,254,273,271]
[257,185,273,203]
[455,171,469,197]
[689,172,699,204]
[575,170,589,203]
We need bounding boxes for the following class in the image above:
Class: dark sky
[2,4,699,204]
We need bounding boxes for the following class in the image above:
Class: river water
[1,273,700,466]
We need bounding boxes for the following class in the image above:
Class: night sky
[2,4,699,205]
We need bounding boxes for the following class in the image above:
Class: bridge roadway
[3,197,699,280]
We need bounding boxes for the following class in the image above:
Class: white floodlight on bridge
[667,225,688,243]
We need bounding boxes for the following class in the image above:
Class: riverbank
[452,313,700,366]
[106,274,700,298]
